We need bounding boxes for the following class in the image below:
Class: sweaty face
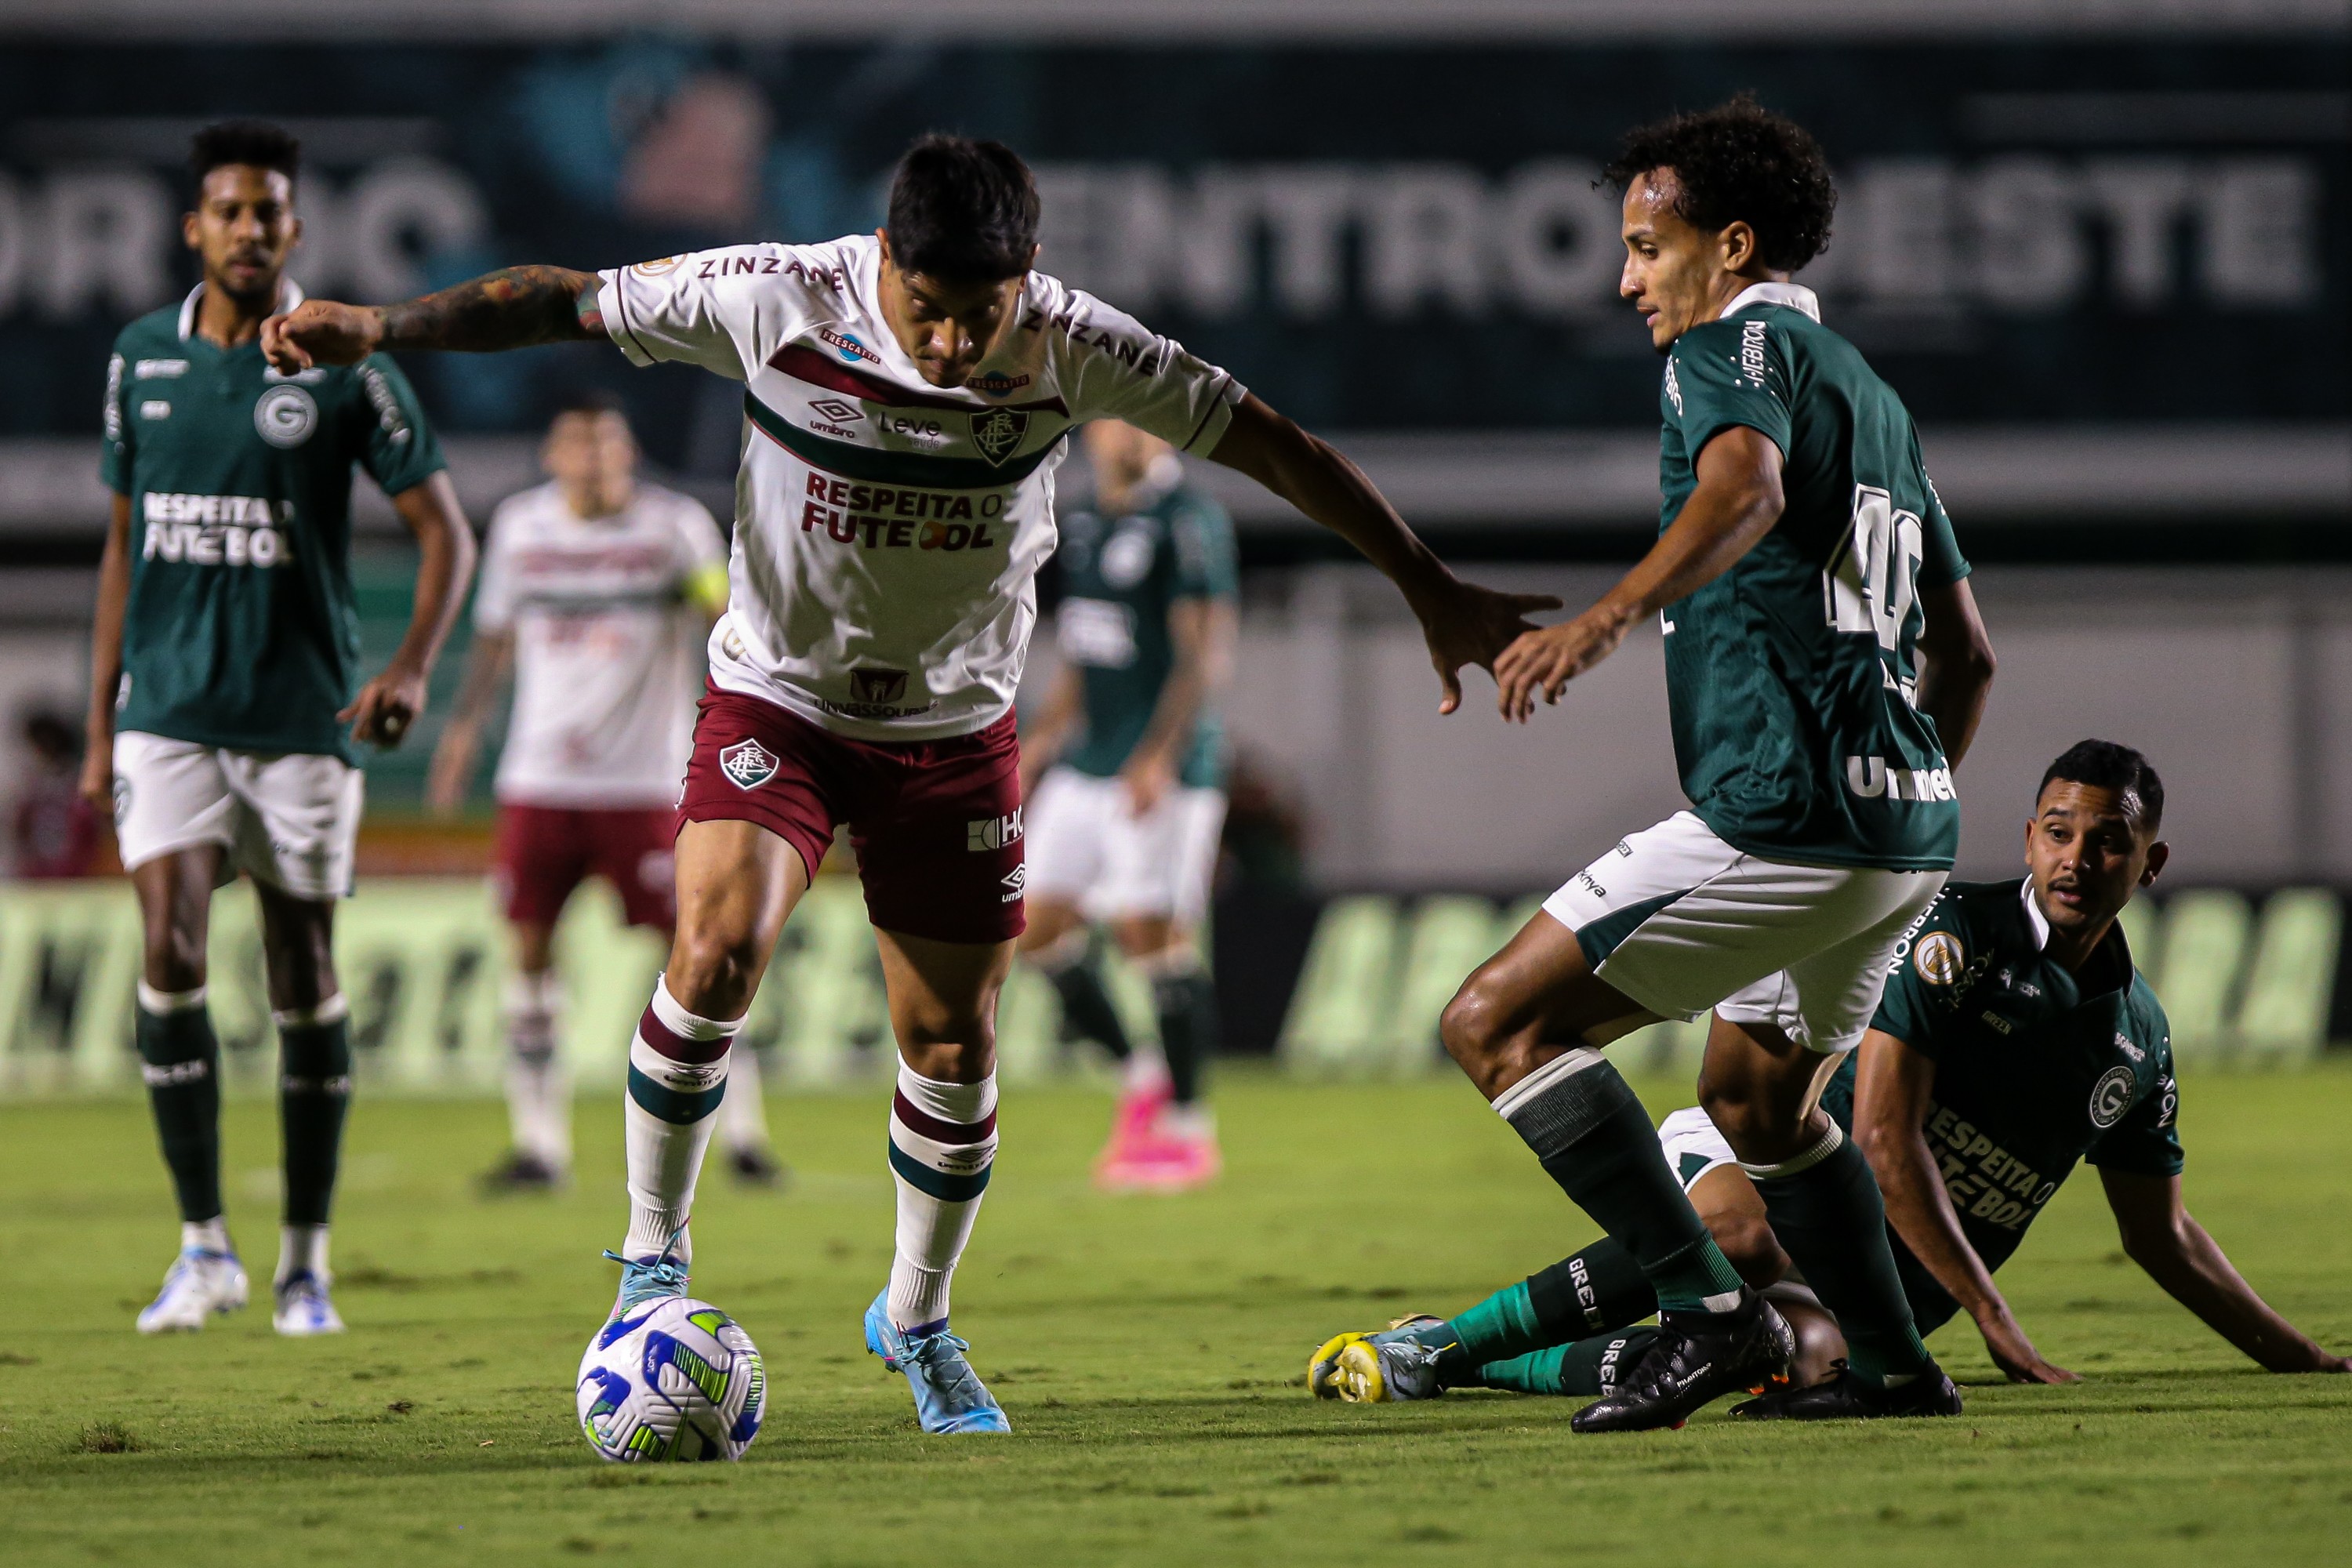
[186,166,299,306]
[876,237,1029,389]
[1619,169,1729,354]
[2025,781,2161,940]
[543,411,637,515]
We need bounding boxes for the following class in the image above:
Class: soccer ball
[575,1297,766,1462]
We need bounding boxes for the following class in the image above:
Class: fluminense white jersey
[473,481,728,807]
[593,233,1245,741]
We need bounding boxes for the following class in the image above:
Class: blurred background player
[1316,742,2350,1403]
[428,391,782,1192]
[85,121,473,1336]
[11,710,100,879]
[1018,419,1238,1190]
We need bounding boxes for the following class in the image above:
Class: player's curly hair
[189,120,300,187]
[2042,739,2165,837]
[886,134,1040,283]
[1602,94,1835,272]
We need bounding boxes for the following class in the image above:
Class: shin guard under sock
[886,1065,998,1331]
[1744,1120,1931,1386]
[1493,1051,1746,1314]
[136,984,222,1225]
[276,996,353,1228]
[622,978,739,1265]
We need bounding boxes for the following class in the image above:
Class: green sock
[278,1012,353,1228]
[1750,1128,1931,1386]
[1044,955,1132,1061]
[1497,1054,1747,1313]
[136,995,222,1224]
[1151,966,1217,1105]
[1436,1280,1542,1376]
[1470,1327,1661,1396]
[1528,1238,1659,1338]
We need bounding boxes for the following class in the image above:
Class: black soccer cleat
[1569,1291,1795,1434]
[728,1144,790,1189]
[477,1149,564,1196]
[1730,1359,1962,1421]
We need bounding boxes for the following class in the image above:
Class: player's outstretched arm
[262,266,606,372]
[2098,1167,2350,1373]
[1204,395,1559,714]
[342,474,476,750]
[77,494,134,811]
[1914,578,1997,768]
[1490,425,1781,723]
[1853,1029,2081,1385]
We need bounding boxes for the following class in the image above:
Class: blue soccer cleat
[601,1247,691,1328]
[1309,1314,1453,1402]
[863,1290,1011,1434]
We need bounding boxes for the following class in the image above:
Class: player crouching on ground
[427,392,782,1193]
[88,122,473,1336]
[1313,742,2351,1406]
[1018,419,1237,1191]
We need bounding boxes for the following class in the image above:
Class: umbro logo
[718,739,779,790]
[999,865,1027,902]
[808,397,863,423]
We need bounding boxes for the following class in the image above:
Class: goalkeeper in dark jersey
[1316,742,2350,1403]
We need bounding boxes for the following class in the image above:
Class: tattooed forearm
[378,266,605,354]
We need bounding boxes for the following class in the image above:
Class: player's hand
[1413,577,1562,717]
[423,725,477,818]
[1492,603,1639,724]
[1979,1313,2079,1384]
[77,742,114,814]
[1121,751,1176,818]
[343,662,429,750]
[262,299,383,373]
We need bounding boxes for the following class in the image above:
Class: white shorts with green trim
[1658,1105,1740,1189]
[1541,811,1944,1054]
[1024,765,1226,926]
[112,731,363,901]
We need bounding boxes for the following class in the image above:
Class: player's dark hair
[1602,93,1836,272]
[550,388,627,423]
[2041,740,2165,837]
[884,135,1040,283]
[189,120,301,190]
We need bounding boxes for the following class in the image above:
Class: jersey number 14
[1824,484,1924,664]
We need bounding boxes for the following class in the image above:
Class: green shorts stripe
[1573,887,1696,970]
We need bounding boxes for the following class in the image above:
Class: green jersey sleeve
[1867,890,1964,1057]
[2088,1014,2186,1178]
[1914,433,1969,587]
[1668,317,1791,465]
[352,355,446,498]
[100,343,134,495]
[1169,493,1237,601]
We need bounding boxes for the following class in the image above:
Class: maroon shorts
[678,684,1026,945]
[493,802,678,931]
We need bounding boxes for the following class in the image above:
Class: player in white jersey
[266,134,1549,1436]
[427,393,781,1192]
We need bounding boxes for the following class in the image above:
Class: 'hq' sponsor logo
[967,807,1023,851]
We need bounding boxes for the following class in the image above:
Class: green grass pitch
[3,1066,2349,1566]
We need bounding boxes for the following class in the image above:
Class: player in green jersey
[1316,742,2350,1404]
[81,122,474,1337]
[1425,97,2001,1431]
[1018,419,1239,1190]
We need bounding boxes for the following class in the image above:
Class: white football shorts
[1023,765,1225,926]
[1541,810,1944,1054]
[112,731,364,902]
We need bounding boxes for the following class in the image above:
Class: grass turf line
[1,1066,2347,1566]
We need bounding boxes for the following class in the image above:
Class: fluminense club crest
[718,738,779,790]
[969,407,1029,466]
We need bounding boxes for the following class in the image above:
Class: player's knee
[665,923,764,1019]
[1439,980,1505,1073]
[1695,1072,1763,1148]
[1708,1209,1789,1290]
[143,924,207,993]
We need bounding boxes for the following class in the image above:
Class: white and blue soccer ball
[576,1297,766,1462]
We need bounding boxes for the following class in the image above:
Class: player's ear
[2140,840,2169,887]
[182,209,201,252]
[1720,220,1756,274]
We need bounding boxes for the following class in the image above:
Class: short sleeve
[2089,1031,2186,1178]
[1053,289,1246,457]
[354,356,446,496]
[470,503,521,633]
[1169,494,1237,601]
[597,249,800,381]
[1866,891,1964,1058]
[1915,436,1970,587]
[100,347,133,495]
[1668,317,1792,465]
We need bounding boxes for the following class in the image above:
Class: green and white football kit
[1541,282,1970,1054]
[101,281,445,898]
[1027,458,1238,927]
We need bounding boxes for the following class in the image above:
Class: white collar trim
[1722,281,1820,323]
[2020,878,2053,951]
[179,277,306,341]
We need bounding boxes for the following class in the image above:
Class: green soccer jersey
[100,284,445,762]
[1657,283,1969,871]
[1820,877,2181,1317]
[1053,471,1237,789]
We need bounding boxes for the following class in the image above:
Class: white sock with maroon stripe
[885,1064,999,1333]
[622,978,739,1267]
[504,971,568,1169]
